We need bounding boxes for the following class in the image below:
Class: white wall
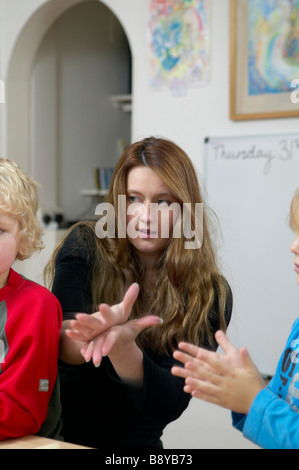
[163,398,258,449]
[2,0,299,449]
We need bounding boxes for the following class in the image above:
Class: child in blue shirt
[172,188,299,449]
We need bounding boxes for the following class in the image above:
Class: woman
[45,136,232,449]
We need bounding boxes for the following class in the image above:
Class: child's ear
[16,235,29,260]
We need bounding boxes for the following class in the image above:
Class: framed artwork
[148,0,211,95]
[230,0,299,120]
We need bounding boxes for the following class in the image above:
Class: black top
[52,224,232,450]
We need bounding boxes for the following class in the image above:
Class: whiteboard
[203,134,299,375]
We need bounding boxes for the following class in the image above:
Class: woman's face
[126,166,179,265]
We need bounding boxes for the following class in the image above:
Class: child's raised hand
[172,331,266,414]
[171,330,243,382]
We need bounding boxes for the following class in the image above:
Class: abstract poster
[230,0,299,120]
[148,0,211,94]
[248,0,299,95]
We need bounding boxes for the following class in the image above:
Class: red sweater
[0,269,62,439]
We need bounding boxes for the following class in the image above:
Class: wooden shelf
[110,94,132,112]
[80,189,107,197]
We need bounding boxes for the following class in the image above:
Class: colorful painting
[248,0,299,95]
[148,0,211,93]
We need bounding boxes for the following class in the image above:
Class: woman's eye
[157,199,170,207]
[128,196,139,203]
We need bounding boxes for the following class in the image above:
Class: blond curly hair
[0,158,43,259]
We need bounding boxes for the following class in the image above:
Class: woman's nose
[139,201,152,224]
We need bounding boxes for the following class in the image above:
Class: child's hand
[172,332,266,414]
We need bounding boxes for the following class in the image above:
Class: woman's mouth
[294,263,299,273]
[138,228,157,239]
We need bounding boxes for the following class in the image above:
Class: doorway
[30,1,132,223]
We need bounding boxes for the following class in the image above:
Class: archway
[6,0,83,172]
[6,0,132,222]
[30,1,132,221]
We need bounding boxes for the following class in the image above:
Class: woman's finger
[130,315,161,333]
[69,318,94,337]
[92,336,107,367]
[121,283,140,319]
[65,327,89,342]
[101,315,161,357]
[81,341,95,363]
[76,313,106,329]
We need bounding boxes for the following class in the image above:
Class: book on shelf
[93,167,114,190]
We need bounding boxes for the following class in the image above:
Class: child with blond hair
[0,158,62,440]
